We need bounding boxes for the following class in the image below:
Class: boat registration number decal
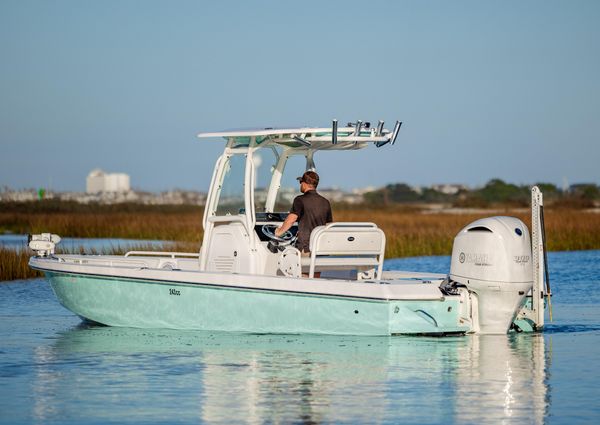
[169,288,181,296]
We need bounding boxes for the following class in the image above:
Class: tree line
[363,179,600,207]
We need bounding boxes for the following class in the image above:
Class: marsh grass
[336,207,600,257]
[0,211,203,242]
[0,247,44,281]
[1,206,598,281]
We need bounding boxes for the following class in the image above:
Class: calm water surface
[1,250,599,424]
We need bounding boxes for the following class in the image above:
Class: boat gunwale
[29,256,450,303]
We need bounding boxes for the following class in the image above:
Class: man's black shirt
[290,190,333,252]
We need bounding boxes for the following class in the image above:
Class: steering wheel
[261,224,296,244]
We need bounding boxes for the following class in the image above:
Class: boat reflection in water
[32,327,549,424]
[453,334,548,424]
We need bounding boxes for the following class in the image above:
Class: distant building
[86,169,130,194]
[430,184,468,195]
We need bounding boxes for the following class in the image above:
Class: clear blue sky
[1,0,598,192]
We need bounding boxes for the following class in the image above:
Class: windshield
[275,153,307,212]
[253,147,279,213]
[215,154,246,216]
[214,149,310,218]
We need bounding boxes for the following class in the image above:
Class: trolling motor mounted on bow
[28,233,62,257]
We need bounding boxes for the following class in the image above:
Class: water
[0,234,169,251]
[1,251,599,424]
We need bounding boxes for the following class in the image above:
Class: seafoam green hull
[46,271,470,336]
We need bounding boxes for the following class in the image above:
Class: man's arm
[275,213,298,237]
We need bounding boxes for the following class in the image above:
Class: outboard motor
[449,217,533,334]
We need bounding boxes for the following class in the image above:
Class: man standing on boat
[275,171,333,255]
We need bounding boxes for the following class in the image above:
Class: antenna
[332,119,338,144]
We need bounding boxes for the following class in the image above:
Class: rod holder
[390,121,402,145]
[353,120,363,136]
[376,120,384,136]
[332,119,338,144]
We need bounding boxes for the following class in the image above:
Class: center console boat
[29,120,550,335]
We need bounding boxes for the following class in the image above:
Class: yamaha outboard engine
[449,217,533,334]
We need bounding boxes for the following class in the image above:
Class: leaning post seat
[277,222,386,279]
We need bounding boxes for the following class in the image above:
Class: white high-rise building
[86,169,130,194]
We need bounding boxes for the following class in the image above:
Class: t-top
[290,190,333,252]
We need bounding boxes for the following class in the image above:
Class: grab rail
[124,251,200,259]
[321,222,378,229]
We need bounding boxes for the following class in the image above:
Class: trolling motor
[28,233,61,257]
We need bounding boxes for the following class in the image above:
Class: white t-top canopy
[198,126,332,138]
[197,120,402,149]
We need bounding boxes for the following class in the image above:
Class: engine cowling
[449,217,533,334]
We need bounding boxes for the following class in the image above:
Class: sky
[1,0,599,192]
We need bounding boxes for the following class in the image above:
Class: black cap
[296,171,319,187]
